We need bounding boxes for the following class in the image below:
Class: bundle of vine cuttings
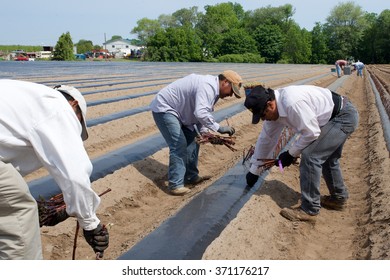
[37,193,68,227]
[37,188,112,227]
[196,132,237,151]
[242,145,279,172]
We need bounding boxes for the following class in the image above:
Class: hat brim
[232,84,241,98]
[252,113,261,124]
[55,85,89,141]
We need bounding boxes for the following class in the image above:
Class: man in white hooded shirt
[0,79,109,259]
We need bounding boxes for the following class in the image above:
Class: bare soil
[25,64,390,260]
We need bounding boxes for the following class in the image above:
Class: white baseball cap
[54,85,88,140]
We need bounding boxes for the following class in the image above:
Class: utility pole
[104,33,107,59]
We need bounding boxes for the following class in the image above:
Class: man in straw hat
[244,84,359,223]
[150,70,243,195]
[0,79,108,259]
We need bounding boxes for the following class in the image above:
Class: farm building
[103,38,142,58]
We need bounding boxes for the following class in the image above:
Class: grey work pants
[299,100,359,215]
[0,161,43,259]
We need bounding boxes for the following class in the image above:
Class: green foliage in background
[0,45,42,52]
[130,1,389,63]
[75,39,93,54]
[52,32,74,61]
[218,53,265,63]
[2,1,389,63]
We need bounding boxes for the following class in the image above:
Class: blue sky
[1,0,388,46]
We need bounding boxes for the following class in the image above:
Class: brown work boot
[321,195,346,211]
[280,207,317,224]
[169,186,191,196]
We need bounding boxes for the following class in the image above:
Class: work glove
[276,151,295,168]
[246,172,259,187]
[83,223,109,257]
[217,126,235,136]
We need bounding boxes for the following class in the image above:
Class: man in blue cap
[244,85,359,223]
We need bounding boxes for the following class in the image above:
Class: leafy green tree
[244,4,295,33]
[158,14,176,29]
[325,1,367,62]
[131,18,163,45]
[218,53,264,63]
[172,7,201,28]
[196,2,241,57]
[146,27,202,62]
[230,2,246,22]
[110,35,122,41]
[244,4,296,63]
[310,22,329,64]
[127,1,389,63]
[75,39,93,54]
[219,28,257,56]
[128,38,143,46]
[282,24,311,64]
[356,12,378,63]
[144,30,168,61]
[253,24,284,63]
[52,32,74,61]
[373,10,390,63]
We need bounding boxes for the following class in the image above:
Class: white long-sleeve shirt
[250,85,334,175]
[0,79,100,230]
[150,74,221,132]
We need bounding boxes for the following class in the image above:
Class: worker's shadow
[132,157,170,194]
[255,179,301,209]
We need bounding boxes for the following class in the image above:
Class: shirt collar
[274,89,286,118]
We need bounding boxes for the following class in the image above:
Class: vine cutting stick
[256,158,280,171]
[72,188,112,260]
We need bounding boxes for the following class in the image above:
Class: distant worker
[244,85,359,224]
[335,59,348,78]
[355,60,365,77]
[0,80,109,259]
[150,70,243,195]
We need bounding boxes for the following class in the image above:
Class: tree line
[5,1,388,64]
[130,1,389,64]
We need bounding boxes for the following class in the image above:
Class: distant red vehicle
[15,55,29,61]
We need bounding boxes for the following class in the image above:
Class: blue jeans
[152,112,200,190]
[335,64,341,78]
[357,67,363,77]
[299,101,359,215]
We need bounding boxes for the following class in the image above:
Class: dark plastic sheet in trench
[117,163,269,260]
